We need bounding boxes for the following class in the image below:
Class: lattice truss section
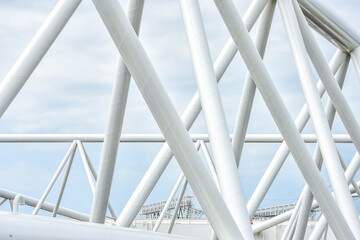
[0,0,360,239]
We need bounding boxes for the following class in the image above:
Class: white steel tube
[212,0,353,238]
[296,0,360,185]
[115,0,268,228]
[281,197,302,240]
[293,56,349,240]
[246,50,345,218]
[179,1,251,237]
[77,141,117,219]
[52,142,77,217]
[292,1,360,235]
[309,152,360,240]
[0,133,353,143]
[32,141,77,215]
[0,0,81,117]
[232,0,276,166]
[200,141,220,189]
[0,198,6,206]
[351,47,360,81]
[92,1,243,238]
[167,180,188,234]
[90,0,145,224]
[153,173,185,232]
[0,213,198,240]
[0,188,89,221]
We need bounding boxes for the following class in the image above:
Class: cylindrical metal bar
[308,152,360,239]
[179,0,251,237]
[153,173,185,232]
[281,195,303,240]
[351,47,360,81]
[12,195,25,214]
[52,142,77,217]
[0,133,354,143]
[167,179,188,234]
[90,0,145,224]
[77,141,117,219]
[92,1,242,238]
[297,0,360,51]
[0,188,89,221]
[292,0,360,236]
[292,53,349,240]
[0,198,6,206]
[0,0,82,117]
[32,141,77,215]
[246,50,345,219]
[232,0,276,166]
[115,0,268,228]
[212,0,353,237]
[200,141,220,189]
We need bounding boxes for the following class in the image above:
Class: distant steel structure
[0,0,360,239]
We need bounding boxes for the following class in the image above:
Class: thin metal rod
[293,54,349,240]
[52,141,77,217]
[232,0,276,166]
[0,0,81,117]
[339,154,360,199]
[0,198,6,206]
[32,141,77,215]
[0,133,354,143]
[0,188,89,221]
[90,0,144,224]
[153,173,185,232]
[167,179,188,234]
[351,47,360,81]
[154,141,200,232]
[281,196,302,240]
[179,0,251,237]
[115,0,268,228]
[246,50,345,219]
[199,141,220,189]
[292,0,360,236]
[93,1,243,238]
[77,141,117,219]
[212,0,353,237]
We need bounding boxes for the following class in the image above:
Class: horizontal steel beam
[0,134,353,143]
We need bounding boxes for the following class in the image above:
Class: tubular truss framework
[0,0,360,239]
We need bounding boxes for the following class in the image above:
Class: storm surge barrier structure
[1,0,360,239]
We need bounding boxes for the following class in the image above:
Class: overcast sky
[0,0,360,218]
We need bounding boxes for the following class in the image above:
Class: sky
[0,0,360,219]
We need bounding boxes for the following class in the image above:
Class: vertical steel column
[211,0,353,238]
[0,0,82,117]
[232,0,276,166]
[179,1,252,238]
[52,142,77,217]
[153,173,185,232]
[293,56,349,240]
[90,0,145,224]
[351,47,360,81]
[92,1,243,238]
[167,179,188,234]
[116,0,268,227]
[32,141,77,215]
[246,50,345,218]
